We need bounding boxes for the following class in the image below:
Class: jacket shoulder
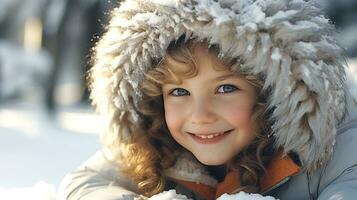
[57,150,142,200]
[270,125,357,199]
[317,124,357,197]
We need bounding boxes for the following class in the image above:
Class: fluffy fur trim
[164,152,218,187]
[90,0,347,172]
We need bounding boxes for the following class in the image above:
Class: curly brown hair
[118,38,275,196]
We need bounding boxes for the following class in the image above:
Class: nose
[190,98,217,125]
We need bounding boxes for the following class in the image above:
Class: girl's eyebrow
[215,74,237,81]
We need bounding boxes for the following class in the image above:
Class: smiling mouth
[188,129,234,139]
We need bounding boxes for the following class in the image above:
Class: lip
[187,129,234,144]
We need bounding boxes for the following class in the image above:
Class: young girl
[58,0,357,199]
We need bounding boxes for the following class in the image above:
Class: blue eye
[170,88,190,96]
[216,84,238,93]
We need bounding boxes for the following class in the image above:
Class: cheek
[164,102,185,134]
[165,110,178,132]
[223,103,254,130]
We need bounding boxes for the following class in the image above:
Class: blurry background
[0,0,118,199]
[0,0,356,199]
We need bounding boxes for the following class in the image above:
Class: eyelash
[216,84,239,94]
[169,84,239,96]
[169,88,190,96]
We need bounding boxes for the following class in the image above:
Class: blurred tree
[0,0,52,103]
[43,0,119,111]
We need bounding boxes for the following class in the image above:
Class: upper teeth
[194,132,226,139]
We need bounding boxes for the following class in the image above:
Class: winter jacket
[58,0,357,199]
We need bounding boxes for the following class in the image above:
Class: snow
[132,13,164,26]
[0,102,100,200]
[217,192,278,200]
[0,182,56,200]
[149,190,189,200]
[147,189,279,200]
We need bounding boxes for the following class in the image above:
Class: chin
[196,156,228,166]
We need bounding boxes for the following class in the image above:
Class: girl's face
[162,44,257,165]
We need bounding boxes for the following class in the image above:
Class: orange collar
[171,151,301,200]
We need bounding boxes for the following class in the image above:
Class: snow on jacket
[57,0,357,199]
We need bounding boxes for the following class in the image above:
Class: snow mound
[0,181,56,200]
[149,190,190,200]
[217,191,278,200]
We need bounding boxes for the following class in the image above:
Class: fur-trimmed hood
[90,0,347,172]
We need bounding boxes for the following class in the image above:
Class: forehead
[169,43,232,74]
